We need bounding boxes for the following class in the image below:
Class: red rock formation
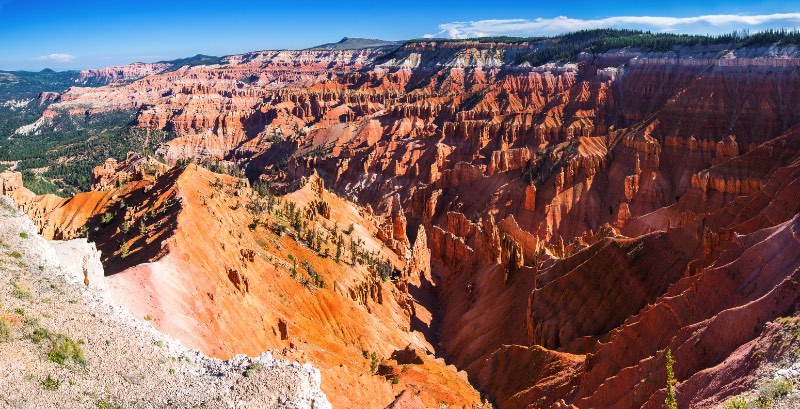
[0,171,25,196]
[476,345,582,409]
[13,160,485,409]
[17,39,800,408]
[76,62,172,85]
[385,390,425,409]
[91,152,146,190]
[523,183,536,211]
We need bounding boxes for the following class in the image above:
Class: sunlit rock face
[18,39,800,408]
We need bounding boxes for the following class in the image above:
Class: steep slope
[0,196,330,408]
[8,32,800,408]
[6,155,484,409]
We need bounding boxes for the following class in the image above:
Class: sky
[1,0,799,71]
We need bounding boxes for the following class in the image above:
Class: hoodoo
[3,19,800,409]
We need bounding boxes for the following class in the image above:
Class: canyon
[4,33,800,408]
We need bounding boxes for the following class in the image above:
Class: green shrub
[244,362,261,377]
[19,232,28,239]
[370,351,379,373]
[758,377,793,405]
[29,325,86,366]
[11,281,30,299]
[8,251,22,259]
[29,326,53,343]
[97,400,122,409]
[119,242,130,258]
[723,395,748,409]
[47,334,87,366]
[40,374,60,390]
[0,317,10,342]
[100,212,114,225]
[271,223,287,236]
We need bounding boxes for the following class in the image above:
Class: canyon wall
[13,39,800,408]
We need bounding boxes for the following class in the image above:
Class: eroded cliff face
[75,62,173,85]
[6,156,484,409]
[13,40,800,408]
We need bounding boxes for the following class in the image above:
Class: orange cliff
[75,62,173,85]
[10,39,800,408]
[7,155,484,409]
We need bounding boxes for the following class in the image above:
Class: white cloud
[424,13,800,39]
[33,53,77,63]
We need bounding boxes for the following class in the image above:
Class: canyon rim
[2,4,800,408]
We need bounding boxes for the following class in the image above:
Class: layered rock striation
[12,38,800,408]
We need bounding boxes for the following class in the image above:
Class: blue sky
[1,0,799,70]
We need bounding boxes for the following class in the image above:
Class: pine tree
[665,349,678,409]
[335,234,343,261]
[349,236,357,265]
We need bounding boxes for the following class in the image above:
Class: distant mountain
[306,37,401,50]
[159,54,224,71]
